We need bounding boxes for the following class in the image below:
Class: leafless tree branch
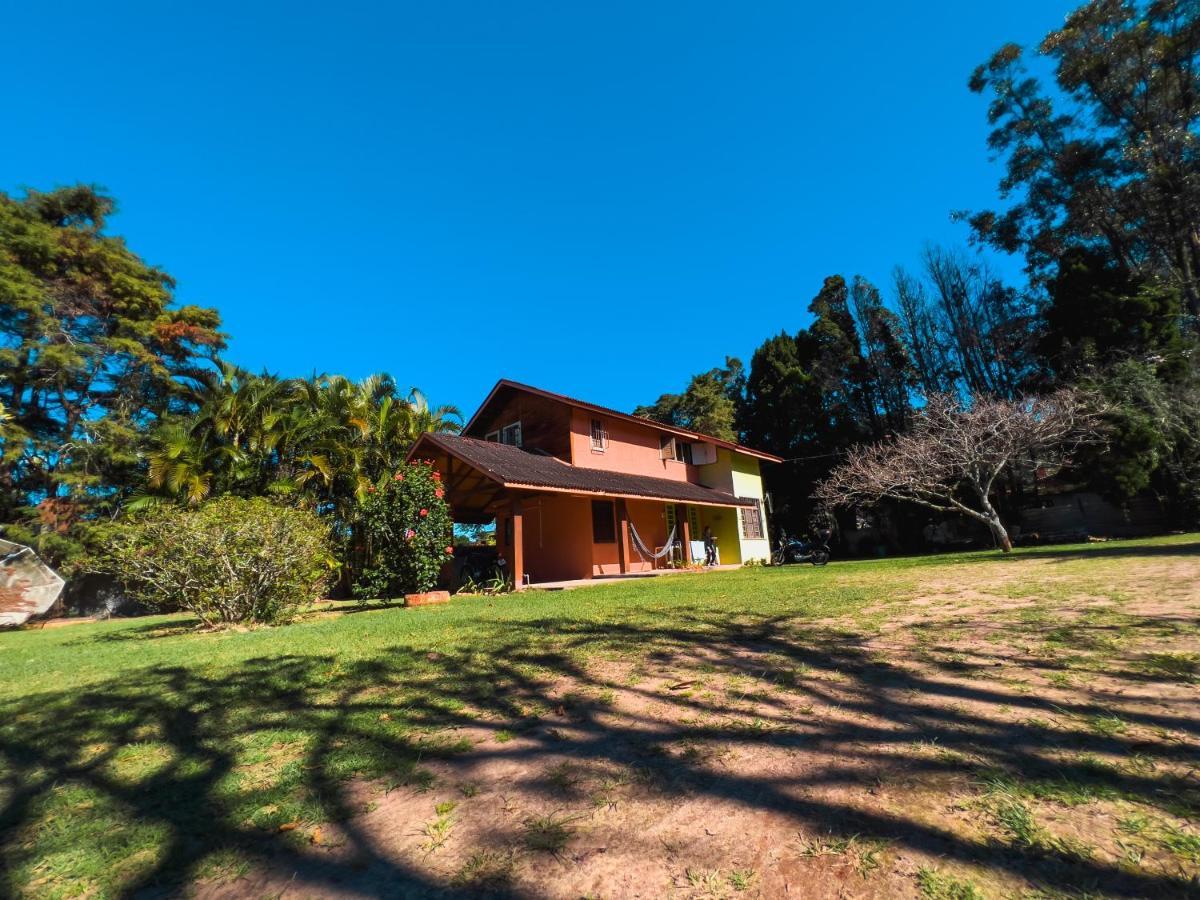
[813,390,1103,552]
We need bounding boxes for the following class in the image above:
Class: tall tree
[808,276,879,440]
[1042,246,1187,374]
[849,275,914,432]
[967,0,1200,319]
[0,185,223,561]
[739,331,831,530]
[892,266,958,397]
[921,246,1039,398]
[634,357,745,441]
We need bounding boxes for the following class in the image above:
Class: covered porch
[410,433,757,588]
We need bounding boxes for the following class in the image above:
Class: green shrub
[355,459,453,599]
[102,497,333,626]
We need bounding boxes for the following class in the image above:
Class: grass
[1138,652,1200,682]
[0,533,1197,898]
[916,867,985,900]
[521,811,582,855]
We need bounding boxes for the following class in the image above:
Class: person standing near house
[703,525,717,566]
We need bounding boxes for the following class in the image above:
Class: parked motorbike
[771,531,831,567]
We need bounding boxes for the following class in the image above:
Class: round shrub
[355,459,453,599]
[103,496,333,626]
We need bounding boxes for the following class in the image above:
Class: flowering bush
[355,459,453,599]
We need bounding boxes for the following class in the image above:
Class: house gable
[463,383,574,461]
[463,379,784,468]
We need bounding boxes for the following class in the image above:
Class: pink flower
[445,546,454,555]
[419,508,428,517]
[432,471,441,481]
[405,528,416,540]
[394,473,404,481]
[434,489,444,499]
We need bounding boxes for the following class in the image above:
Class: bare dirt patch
[190,547,1200,899]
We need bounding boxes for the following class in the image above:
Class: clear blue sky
[3,1,1074,416]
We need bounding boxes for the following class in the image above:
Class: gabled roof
[410,433,758,508]
[463,379,784,463]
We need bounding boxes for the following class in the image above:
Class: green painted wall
[695,449,771,564]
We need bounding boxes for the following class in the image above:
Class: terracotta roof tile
[463,379,784,463]
[415,433,757,507]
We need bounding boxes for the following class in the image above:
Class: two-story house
[407,380,781,587]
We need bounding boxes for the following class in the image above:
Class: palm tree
[288,374,461,516]
[135,366,461,584]
[141,365,292,505]
[404,387,462,441]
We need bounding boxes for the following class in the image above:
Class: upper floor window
[740,503,764,540]
[590,418,608,451]
[485,422,522,445]
[659,434,693,464]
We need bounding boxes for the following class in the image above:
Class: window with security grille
[590,418,608,451]
[740,504,764,539]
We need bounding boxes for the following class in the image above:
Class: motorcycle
[771,531,831,567]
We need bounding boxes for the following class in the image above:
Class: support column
[616,499,631,574]
[678,503,692,564]
[511,499,525,590]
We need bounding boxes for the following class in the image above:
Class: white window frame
[660,435,692,464]
[499,421,522,447]
[485,430,500,442]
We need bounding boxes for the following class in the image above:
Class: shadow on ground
[2,556,1199,897]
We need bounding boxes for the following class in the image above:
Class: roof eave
[463,379,784,463]
[500,481,756,508]
[406,432,506,485]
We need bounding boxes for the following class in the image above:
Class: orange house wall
[568,409,700,482]
[497,495,674,583]
[497,494,594,585]
[590,498,671,577]
[626,500,670,574]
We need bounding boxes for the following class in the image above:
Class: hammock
[628,521,678,563]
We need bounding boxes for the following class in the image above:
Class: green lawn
[1,535,1198,898]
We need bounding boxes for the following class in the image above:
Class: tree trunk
[974,486,1013,553]
[986,516,1013,553]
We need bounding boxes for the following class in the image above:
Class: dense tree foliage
[0,186,461,580]
[634,358,745,441]
[966,0,1200,318]
[0,186,223,563]
[1042,248,1187,374]
[638,1,1200,547]
[1077,359,1200,522]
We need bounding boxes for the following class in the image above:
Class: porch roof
[410,433,758,509]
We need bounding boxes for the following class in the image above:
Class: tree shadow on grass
[982,538,1200,564]
[1,603,1198,897]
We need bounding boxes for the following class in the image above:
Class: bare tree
[814,391,1099,552]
